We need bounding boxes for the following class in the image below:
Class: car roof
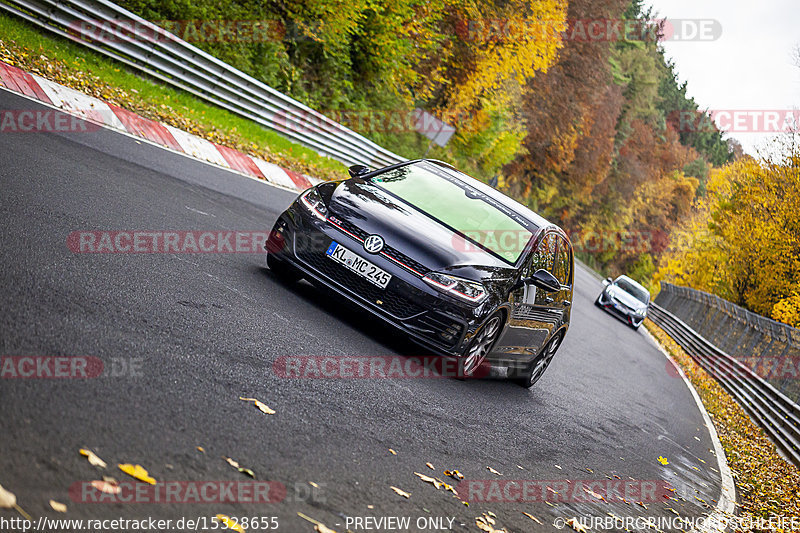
[363,159,559,237]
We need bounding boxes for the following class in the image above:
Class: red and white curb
[0,60,320,192]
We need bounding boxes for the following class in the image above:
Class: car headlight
[300,187,328,221]
[423,272,487,304]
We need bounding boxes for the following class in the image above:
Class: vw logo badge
[363,235,384,254]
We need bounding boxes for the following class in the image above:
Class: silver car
[595,275,650,330]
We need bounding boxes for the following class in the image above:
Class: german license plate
[326,241,391,289]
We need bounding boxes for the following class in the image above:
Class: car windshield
[370,162,535,264]
[616,279,650,303]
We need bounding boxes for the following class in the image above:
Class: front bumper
[267,206,481,356]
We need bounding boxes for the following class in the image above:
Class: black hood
[326,179,517,279]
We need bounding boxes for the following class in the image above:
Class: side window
[553,237,572,286]
[528,234,554,275]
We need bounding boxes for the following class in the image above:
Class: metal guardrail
[0,0,407,168]
[658,282,800,348]
[649,303,800,466]
[656,282,800,403]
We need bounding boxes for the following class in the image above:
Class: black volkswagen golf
[265,160,573,387]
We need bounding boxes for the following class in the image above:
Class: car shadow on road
[255,265,513,384]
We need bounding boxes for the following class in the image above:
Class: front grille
[295,234,426,320]
[405,311,465,348]
[331,217,429,277]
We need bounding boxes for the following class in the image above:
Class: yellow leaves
[216,514,245,533]
[475,512,504,532]
[772,290,800,327]
[239,397,275,415]
[657,456,669,466]
[413,472,456,494]
[446,0,568,116]
[224,457,255,478]
[388,449,397,455]
[425,462,435,470]
[522,512,541,524]
[118,464,156,485]
[443,470,464,480]
[80,448,107,468]
[390,486,410,498]
[657,150,800,321]
[49,500,67,512]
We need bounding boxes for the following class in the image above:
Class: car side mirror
[529,269,561,293]
[348,164,371,178]
[602,277,612,286]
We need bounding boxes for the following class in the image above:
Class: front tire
[458,312,503,378]
[514,331,564,388]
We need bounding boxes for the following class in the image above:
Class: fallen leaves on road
[443,470,464,480]
[425,462,435,470]
[475,512,506,532]
[390,486,410,498]
[197,446,205,453]
[223,457,255,478]
[657,456,669,465]
[91,479,121,495]
[521,512,541,524]
[487,467,502,476]
[216,514,245,533]
[414,472,443,489]
[413,473,457,495]
[49,500,67,513]
[389,449,397,455]
[118,464,156,485]
[239,397,276,414]
[79,449,107,468]
[0,484,16,508]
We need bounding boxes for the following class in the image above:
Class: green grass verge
[0,10,347,180]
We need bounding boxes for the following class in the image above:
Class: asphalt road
[0,88,724,532]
